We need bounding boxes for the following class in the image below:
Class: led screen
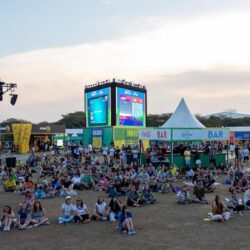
[85,87,111,127]
[116,87,145,127]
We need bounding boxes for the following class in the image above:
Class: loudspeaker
[10,94,18,105]
[6,157,16,168]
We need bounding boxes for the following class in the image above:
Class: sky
[1,0,250,123]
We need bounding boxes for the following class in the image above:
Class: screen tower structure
[84,79,147,128]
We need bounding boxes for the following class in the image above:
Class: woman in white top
[73,198,90,223]
[58,196,74,224]
[92,196,110,221]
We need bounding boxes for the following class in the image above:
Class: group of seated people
[0,200,49,231]
[1,147,250,232]
[0,195,136,236]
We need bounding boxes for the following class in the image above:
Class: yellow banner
[11,124,32,153]
[12,124,21,147]
[93,137,102,149]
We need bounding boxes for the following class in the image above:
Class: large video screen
[116,87,145,127]
[85,87,111,127]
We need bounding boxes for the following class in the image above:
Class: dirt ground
[1,175,250,250]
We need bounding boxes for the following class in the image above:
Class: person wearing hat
[58,196,74,224]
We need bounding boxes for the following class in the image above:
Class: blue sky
[1,0,250,122]
[1,0,248,56]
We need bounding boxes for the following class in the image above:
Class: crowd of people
[0,142,250,234]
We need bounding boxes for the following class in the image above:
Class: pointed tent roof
[161,98,205,128]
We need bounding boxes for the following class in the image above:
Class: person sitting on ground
[142,184,156,204]
[22,176,36,194]
[186,168,194,180]
[71,173,84,191]
[95,174,109,191]
[80,171,96,189]
[228,191,245,216]
[30,200,49,227]
[107,183,121,198]
[73,197,90,223]
[177,186,192,204]
[244,184,250,208]
[48,177,60,197]
[92,196,110,221]
[0,205,15,231]
[58,196,74,224]
[138,168,150,184]
[17,203,31,230]
[193,182,208,204]
[4,168,17,192]
[127,186,145,207]
[109,196,123,222]
[209,195,230,222]
[202,175,215,193]
[23,191,35,210]
[117,205,136,236]
[60,175,77,196]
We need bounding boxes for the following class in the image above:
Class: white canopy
[161,98,205,128]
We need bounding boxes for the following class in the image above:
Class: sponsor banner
[173,129,229,141]
[12,124,32,153]
[139,129,171,141]
[234,131,250,140]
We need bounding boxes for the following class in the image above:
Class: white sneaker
[3,226,8,231]
[6,226,10,231]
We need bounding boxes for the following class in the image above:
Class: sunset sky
[1,0,250,123]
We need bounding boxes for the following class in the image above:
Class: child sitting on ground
[92,196,110,221]
[30,201,49,227]
[177,186,192,204]
[17,203,31,230]
[58,196,74,224]
[0,205,15,231]
[117,206,136,236]
[73,197,90,223]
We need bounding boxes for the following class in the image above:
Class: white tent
[161,98,205,128]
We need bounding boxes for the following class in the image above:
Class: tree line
[1,111,250,128]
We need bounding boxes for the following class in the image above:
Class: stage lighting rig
[0,81,18,105]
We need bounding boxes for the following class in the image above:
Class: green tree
[55,111,85,128]
[0,118,32,126]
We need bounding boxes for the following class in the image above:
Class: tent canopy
[161,98,205,128]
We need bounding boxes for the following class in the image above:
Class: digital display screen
[116,87,145,127]
[85,87,111,127]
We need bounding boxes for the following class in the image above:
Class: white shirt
[109,148,115,156]
[61,203,74,216]
[243,148,249,157]
[71,176,81,184]
[95,202,107,214]
[102,147,108,156]
[244,189,250,202]
[73,204,87,215]
[88,144,93,152]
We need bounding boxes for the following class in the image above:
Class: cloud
[1,10,250,122]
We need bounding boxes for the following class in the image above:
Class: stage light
[10,94,18,105]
